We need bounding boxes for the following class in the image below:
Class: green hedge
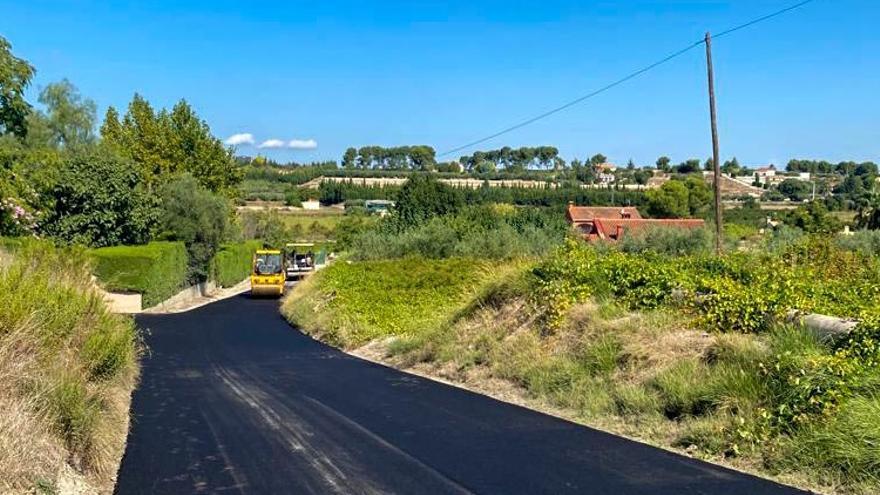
[211,240,262,287]
[91,242,188,307]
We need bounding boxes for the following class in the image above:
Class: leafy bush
[211,240,262,287]
[349,204,567,261]
[284,188,302,207]
[158,175,229,283]
[41,147,159,247]
[90,241,187,307]
[837,229,880,257]
[618,225,714,256]
[533,234,880,334]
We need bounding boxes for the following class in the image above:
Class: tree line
[0,36,245,282]
[457,146,563,173]
[341,145,437,170]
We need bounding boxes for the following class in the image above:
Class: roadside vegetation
[0,239,139,493]
[284,175,880,494]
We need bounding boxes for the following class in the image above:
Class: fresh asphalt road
[115,295,808,495]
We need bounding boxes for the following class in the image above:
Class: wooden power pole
[705,32,723,255]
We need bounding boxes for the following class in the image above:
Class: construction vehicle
[250,248,286,297]
[284,243,317,280]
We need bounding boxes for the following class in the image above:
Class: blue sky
[2,0,877,166]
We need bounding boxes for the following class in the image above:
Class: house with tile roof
[566,204,705,242]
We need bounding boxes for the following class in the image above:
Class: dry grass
[0,241,140,494]
[286,255,878,494]
[352,298,830,494]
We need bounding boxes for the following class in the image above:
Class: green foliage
[41,147,159,247]
[284,188,302,207]
[776,178,812,202]
[533,235,880,334]
[784,396,880,486]
[158,175,229,283]
[645,180,689,217]
[349,145,437,170]
[644,176,711,219]
[32,79,97,148]
[391,175,463,230]
[837,229,880,257]
[90,241,188,307]
[101,95,241,192]
[211,240,262,287]
[618,226,714,256]
[458,146,560,172]
[782,201,843,234]
[238,210,293,247]
[0,238,138,482]
[283,257,493,348]
[0,36,35,138]
[349,204,567,260]
[318,180,398,204]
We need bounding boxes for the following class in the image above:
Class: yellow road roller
[250,249,286,297]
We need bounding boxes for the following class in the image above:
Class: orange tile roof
[567,205,642,222]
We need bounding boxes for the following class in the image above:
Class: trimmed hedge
[91,242,188,307]
[211,240,262,287]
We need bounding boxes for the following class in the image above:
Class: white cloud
[287,139,318,150]
[257,139,286,149]
[224,133,255,146]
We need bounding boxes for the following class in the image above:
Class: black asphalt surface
[115,295,808,495]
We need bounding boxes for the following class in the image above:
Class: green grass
[283,246,880,494]
[90,241,188,307]
[1,238,139,492]
[283,257,497,348]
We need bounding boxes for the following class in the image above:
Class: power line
[713,0,817,40]
[438,0,820,158]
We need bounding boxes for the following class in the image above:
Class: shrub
[837,229,880,257]
[618,226,713,256]
[349,205,567,261]
[159,175,229,283]
[211,240,262,287]
[284,189,302,207]
[91,241,188,307]
[40,146,159,247]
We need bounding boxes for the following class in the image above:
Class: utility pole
[705,32,723,255]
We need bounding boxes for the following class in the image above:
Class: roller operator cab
[250,249,286,297]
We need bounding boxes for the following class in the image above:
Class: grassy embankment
[283,234,880,494]
[0,239,139,494]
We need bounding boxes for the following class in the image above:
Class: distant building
[566,204,705,242]
[595,163,617,185]
[301,199,320,210]
[754,165,777,185]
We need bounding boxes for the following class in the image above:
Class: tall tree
[342,147,357,169]
[0,36,35,138]
[36,79,97,147]
[656,156,671,172]
[101,94,241,192]
[721,157,741,176]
